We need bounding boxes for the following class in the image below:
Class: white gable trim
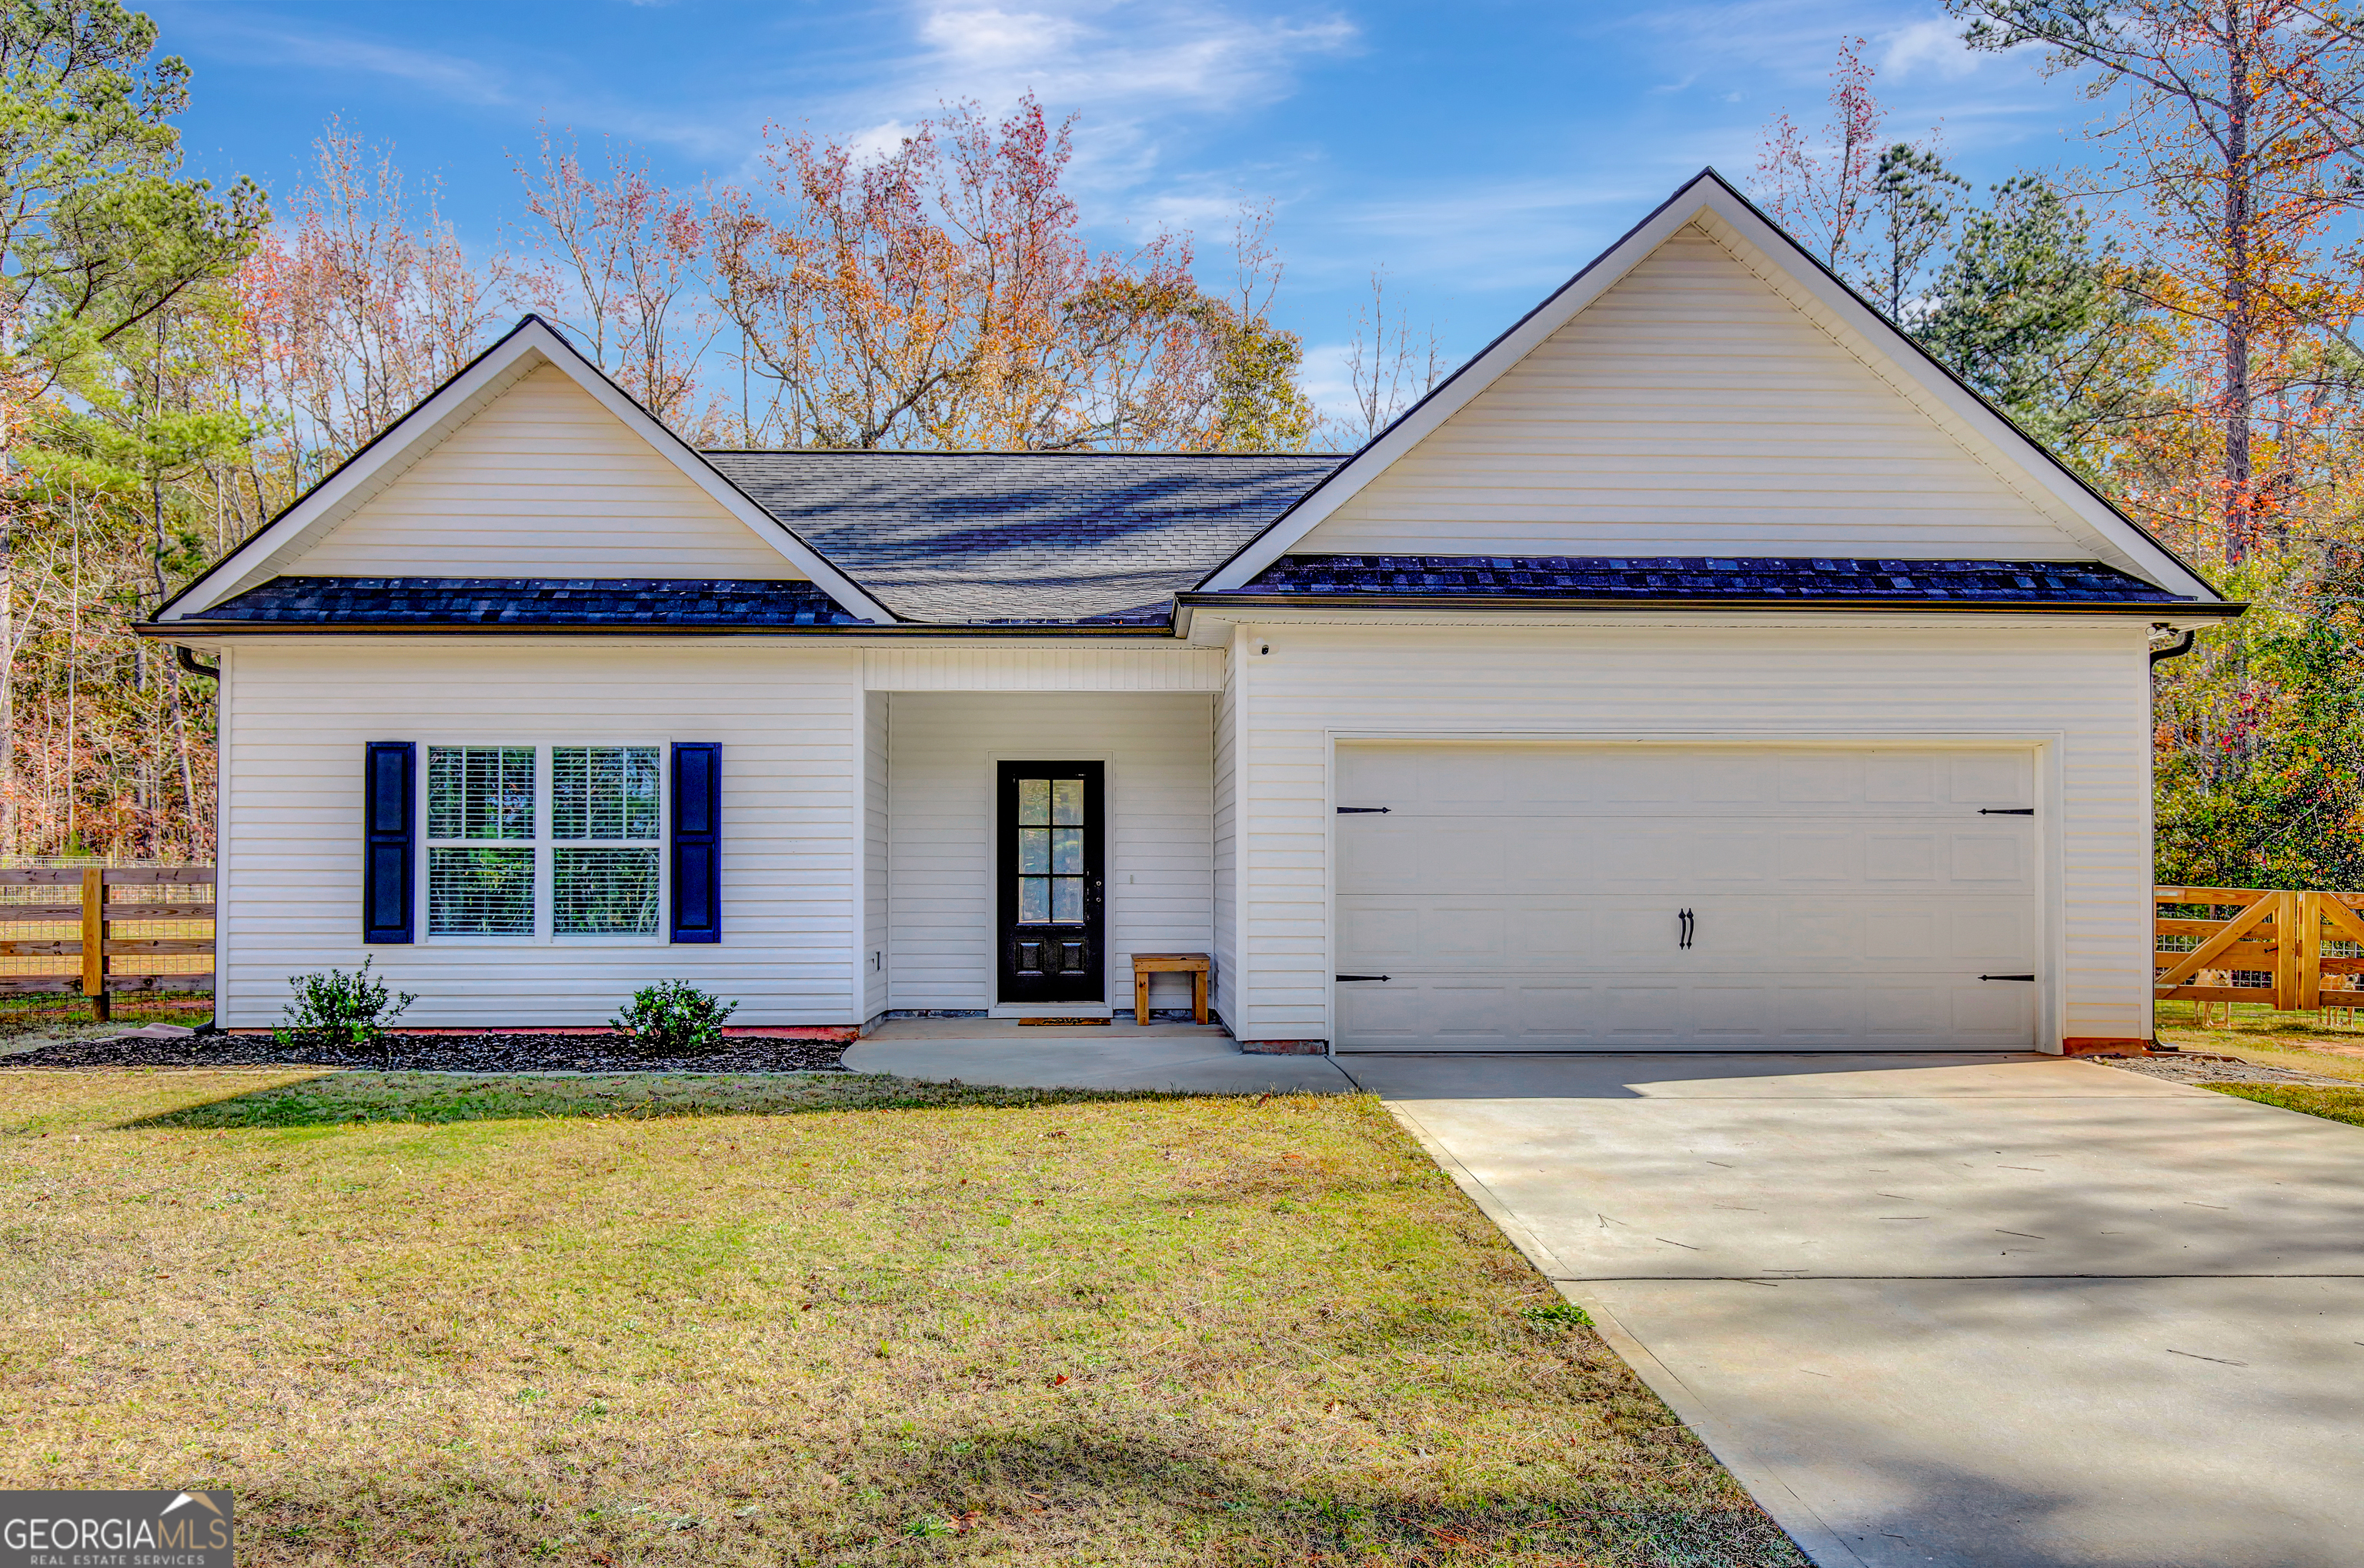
[158,316,897,623]
[1202,170,2222,603]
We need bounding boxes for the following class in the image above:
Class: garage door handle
[1335,974,1391,983]
[1979,974,2037,982]
[1678,908,1694,949]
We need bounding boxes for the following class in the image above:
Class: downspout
[175,645,221,679]
[2146,622,2195,1053]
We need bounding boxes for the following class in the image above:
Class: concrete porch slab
[843,1022,1354,1093]
[863,1016,1232,1042]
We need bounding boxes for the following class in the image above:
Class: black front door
[997,762,1105,1004]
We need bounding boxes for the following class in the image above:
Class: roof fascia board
[135,620,1180,642]
[1177,594,2239,619]
[159,318,896,625]
[1174,599,2242,638]
[1202,168,2222,605]
[1199,178,1712,591]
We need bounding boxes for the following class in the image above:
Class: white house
[146,170,2235,1053]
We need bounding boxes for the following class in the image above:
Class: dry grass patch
[0,1071,1800,1566]
[2155,1006,2364,1084]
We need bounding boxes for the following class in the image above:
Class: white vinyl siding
[1217,616,2153,1050]
[1211,633,1241,1028]
[1297,223,2095,562]
[286,365,809,580]
[215,639,863,1028]
[863,646,1223,691]
[863,692,890,1022]
[885,692,1214,1015]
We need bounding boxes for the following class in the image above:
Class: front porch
[866,689,1222,1028]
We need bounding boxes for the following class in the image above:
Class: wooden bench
[1131,952,1210,1026]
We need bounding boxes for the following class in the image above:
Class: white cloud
[1307,174,1671,295]
[205,20,513,106]
[905,2,1357,114]
[1880,16,1983,80]
[845,119,922,162]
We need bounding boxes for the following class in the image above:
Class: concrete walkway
[843,1019,1354,1093]
[1350,1053,2364,1568]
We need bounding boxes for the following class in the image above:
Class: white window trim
[419,742,671,946]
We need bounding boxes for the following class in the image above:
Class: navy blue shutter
[362,742,415,943]
[671,742,721,943]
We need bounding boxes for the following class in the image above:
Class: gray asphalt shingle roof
[203,577,871,626]
[703,450,1344,623]
[1232,555,2192,603]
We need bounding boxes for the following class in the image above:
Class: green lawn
[0,989,213,1041]
[0,1069,1800,1566]
[2199,1083,2364,1129]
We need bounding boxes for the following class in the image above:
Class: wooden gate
[0,866,215,1020]
[2155,886,2364,1013]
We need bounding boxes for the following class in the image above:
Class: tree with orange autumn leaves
[1946,2,2364,886]
[707,95,1311,452]
[2,30,1322,861]
[1759,20,2364,886]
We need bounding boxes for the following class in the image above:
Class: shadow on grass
[850,1426,1799,1566]
[123,1070,1216,1129]
[228,1420,1803,1568]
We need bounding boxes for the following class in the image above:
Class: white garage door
[1334,744,2041,1051]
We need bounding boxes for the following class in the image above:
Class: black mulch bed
[3,1032,851,1074]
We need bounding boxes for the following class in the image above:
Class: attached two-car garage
[1333,743,2042,1051]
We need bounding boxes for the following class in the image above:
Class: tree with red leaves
[707,95,1311,452]
[1755,39,1890,280]
[505,125,720,430]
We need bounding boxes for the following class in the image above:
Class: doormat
[1020,1016,1111,1026]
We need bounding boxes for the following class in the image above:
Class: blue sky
[149,0,2102,421]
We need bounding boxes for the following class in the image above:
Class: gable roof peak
[158,313,893,624]
[1199,170,2221,604]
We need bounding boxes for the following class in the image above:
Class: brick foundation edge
[2061,1036,2154,1056]
[1240,1039,1328,1056]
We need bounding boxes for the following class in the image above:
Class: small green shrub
[611,980,738,1056]
[1522,1301,1594,1329]
[275,958,417,1051]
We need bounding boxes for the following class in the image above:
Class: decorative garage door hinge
[1336,806,1391,813]
[1335,974,1391,982]
[1978,808,2035,816]
[1978,974,2038,982]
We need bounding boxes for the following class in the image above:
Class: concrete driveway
[1346,1053,2364,1568]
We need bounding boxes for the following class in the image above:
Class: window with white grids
[424,745,663,939]
[552,746,662,935]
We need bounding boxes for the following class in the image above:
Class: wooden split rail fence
[2155,886,2364,1018]
[0,866,215,1021]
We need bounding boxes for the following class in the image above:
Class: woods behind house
[7,0,2364,882]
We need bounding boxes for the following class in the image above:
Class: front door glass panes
[1016,776,1086,924]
